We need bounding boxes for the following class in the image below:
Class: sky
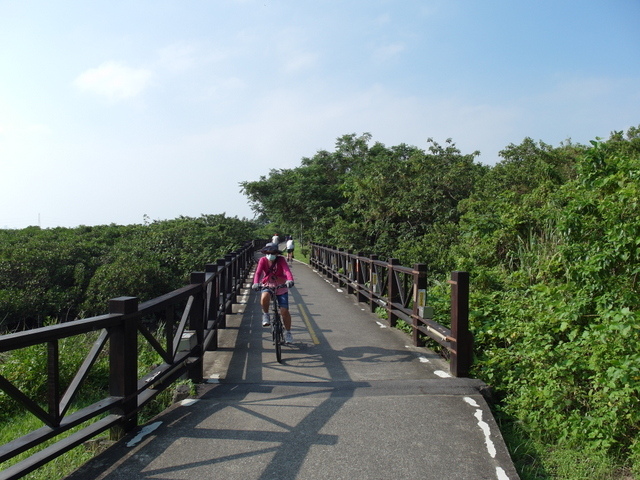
[1,1,638,229]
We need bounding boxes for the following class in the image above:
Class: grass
[292,245,310,265]
[0,328,195,480]
[490,400,637,480]
[0,382,190,480]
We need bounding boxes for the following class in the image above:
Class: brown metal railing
[0,241,256,480]
[309,243,472,377]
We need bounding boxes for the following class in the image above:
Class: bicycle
[260,283,287,363]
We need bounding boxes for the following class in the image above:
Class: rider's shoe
[284,331,293,344]
[262,313,271,327]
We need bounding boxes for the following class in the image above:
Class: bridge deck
[64,260,519,480]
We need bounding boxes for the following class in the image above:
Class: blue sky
[1,1,638,229]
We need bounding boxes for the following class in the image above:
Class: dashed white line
[126,421,162,447]
[463,396,510,480]
[496,467,510,480]
[463,397,479,407]
[474,409,497,458]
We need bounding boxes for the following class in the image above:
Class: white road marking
[463,396,511,479]
[126,421,162,447]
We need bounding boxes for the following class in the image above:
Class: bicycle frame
[261,284,286,363]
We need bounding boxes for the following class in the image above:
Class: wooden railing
[0,241,257,480]
[309,243,472,377]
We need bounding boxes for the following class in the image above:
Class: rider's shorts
[261,289,289,309]
[275,293,289,309]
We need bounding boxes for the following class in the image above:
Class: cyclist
[285,236,294,263]
[252,243,295,343]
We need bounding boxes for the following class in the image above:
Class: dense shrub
[461,128,640,476]
[244,127,640,477]
[0,215,258,328]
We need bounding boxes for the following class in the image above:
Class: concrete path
[64,260,519,480]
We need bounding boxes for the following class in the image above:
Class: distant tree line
[242,127,640,478]
[0,214,258,331]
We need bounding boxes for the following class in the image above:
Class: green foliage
[0,332,110,422]
[374,306,388,320]
[0,215,258,325]
[241,133,486,274]
[241,127,640,477]
[0,331,195,480]
[241,133,371,246]
[461,127,640,476]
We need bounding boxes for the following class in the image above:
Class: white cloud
[283,52,318,73]
[374,13,392,25]
[155,42,232,74]
[156,43,198,72]
[73,61,153,100]
[372,42,405,62]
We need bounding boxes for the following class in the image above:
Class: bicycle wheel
[272,302,283,363]
[274,323,282,363]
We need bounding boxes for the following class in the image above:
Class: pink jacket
[253,255,294,295]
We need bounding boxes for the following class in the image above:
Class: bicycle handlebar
[260,283,288,289]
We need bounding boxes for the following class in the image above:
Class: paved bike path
[65,260,519,480]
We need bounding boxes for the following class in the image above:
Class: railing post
[108,296,139,440]
[412,264,428,347]
[225,254,236,308]
[323,245,329,276]
[317,244,325,274]
[324,248,336,281]
[189,272,206,383]
[47,340,60,426]
[387,258,401,327]
[310,243,317,268]
[322,244,329,276]
[356,253,367,303]
[217,258,228,324]
[206,262,222,328]
[205,263,220,351]
[225,254,234,312]
[231,252,241,295]
[346,250,355,295]
[369,255,378,313]
[450,271,472,377]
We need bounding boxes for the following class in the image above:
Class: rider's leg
[280,307,292,330]
[260,291,271,312]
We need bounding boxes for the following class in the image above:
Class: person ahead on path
[285,236,294,263]
[271,233,279,245]
[252,243,295,343]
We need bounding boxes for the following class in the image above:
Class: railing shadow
[63,257,469,480]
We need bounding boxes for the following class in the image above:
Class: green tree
[241,133,373,243]
[0,216,258,325]
[458,127,640,473]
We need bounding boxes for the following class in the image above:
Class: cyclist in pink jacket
[252,243,295,343]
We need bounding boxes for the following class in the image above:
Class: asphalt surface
[64,259,520,480]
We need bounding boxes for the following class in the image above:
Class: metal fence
[309,243,472,377]
[0,241,256,480]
